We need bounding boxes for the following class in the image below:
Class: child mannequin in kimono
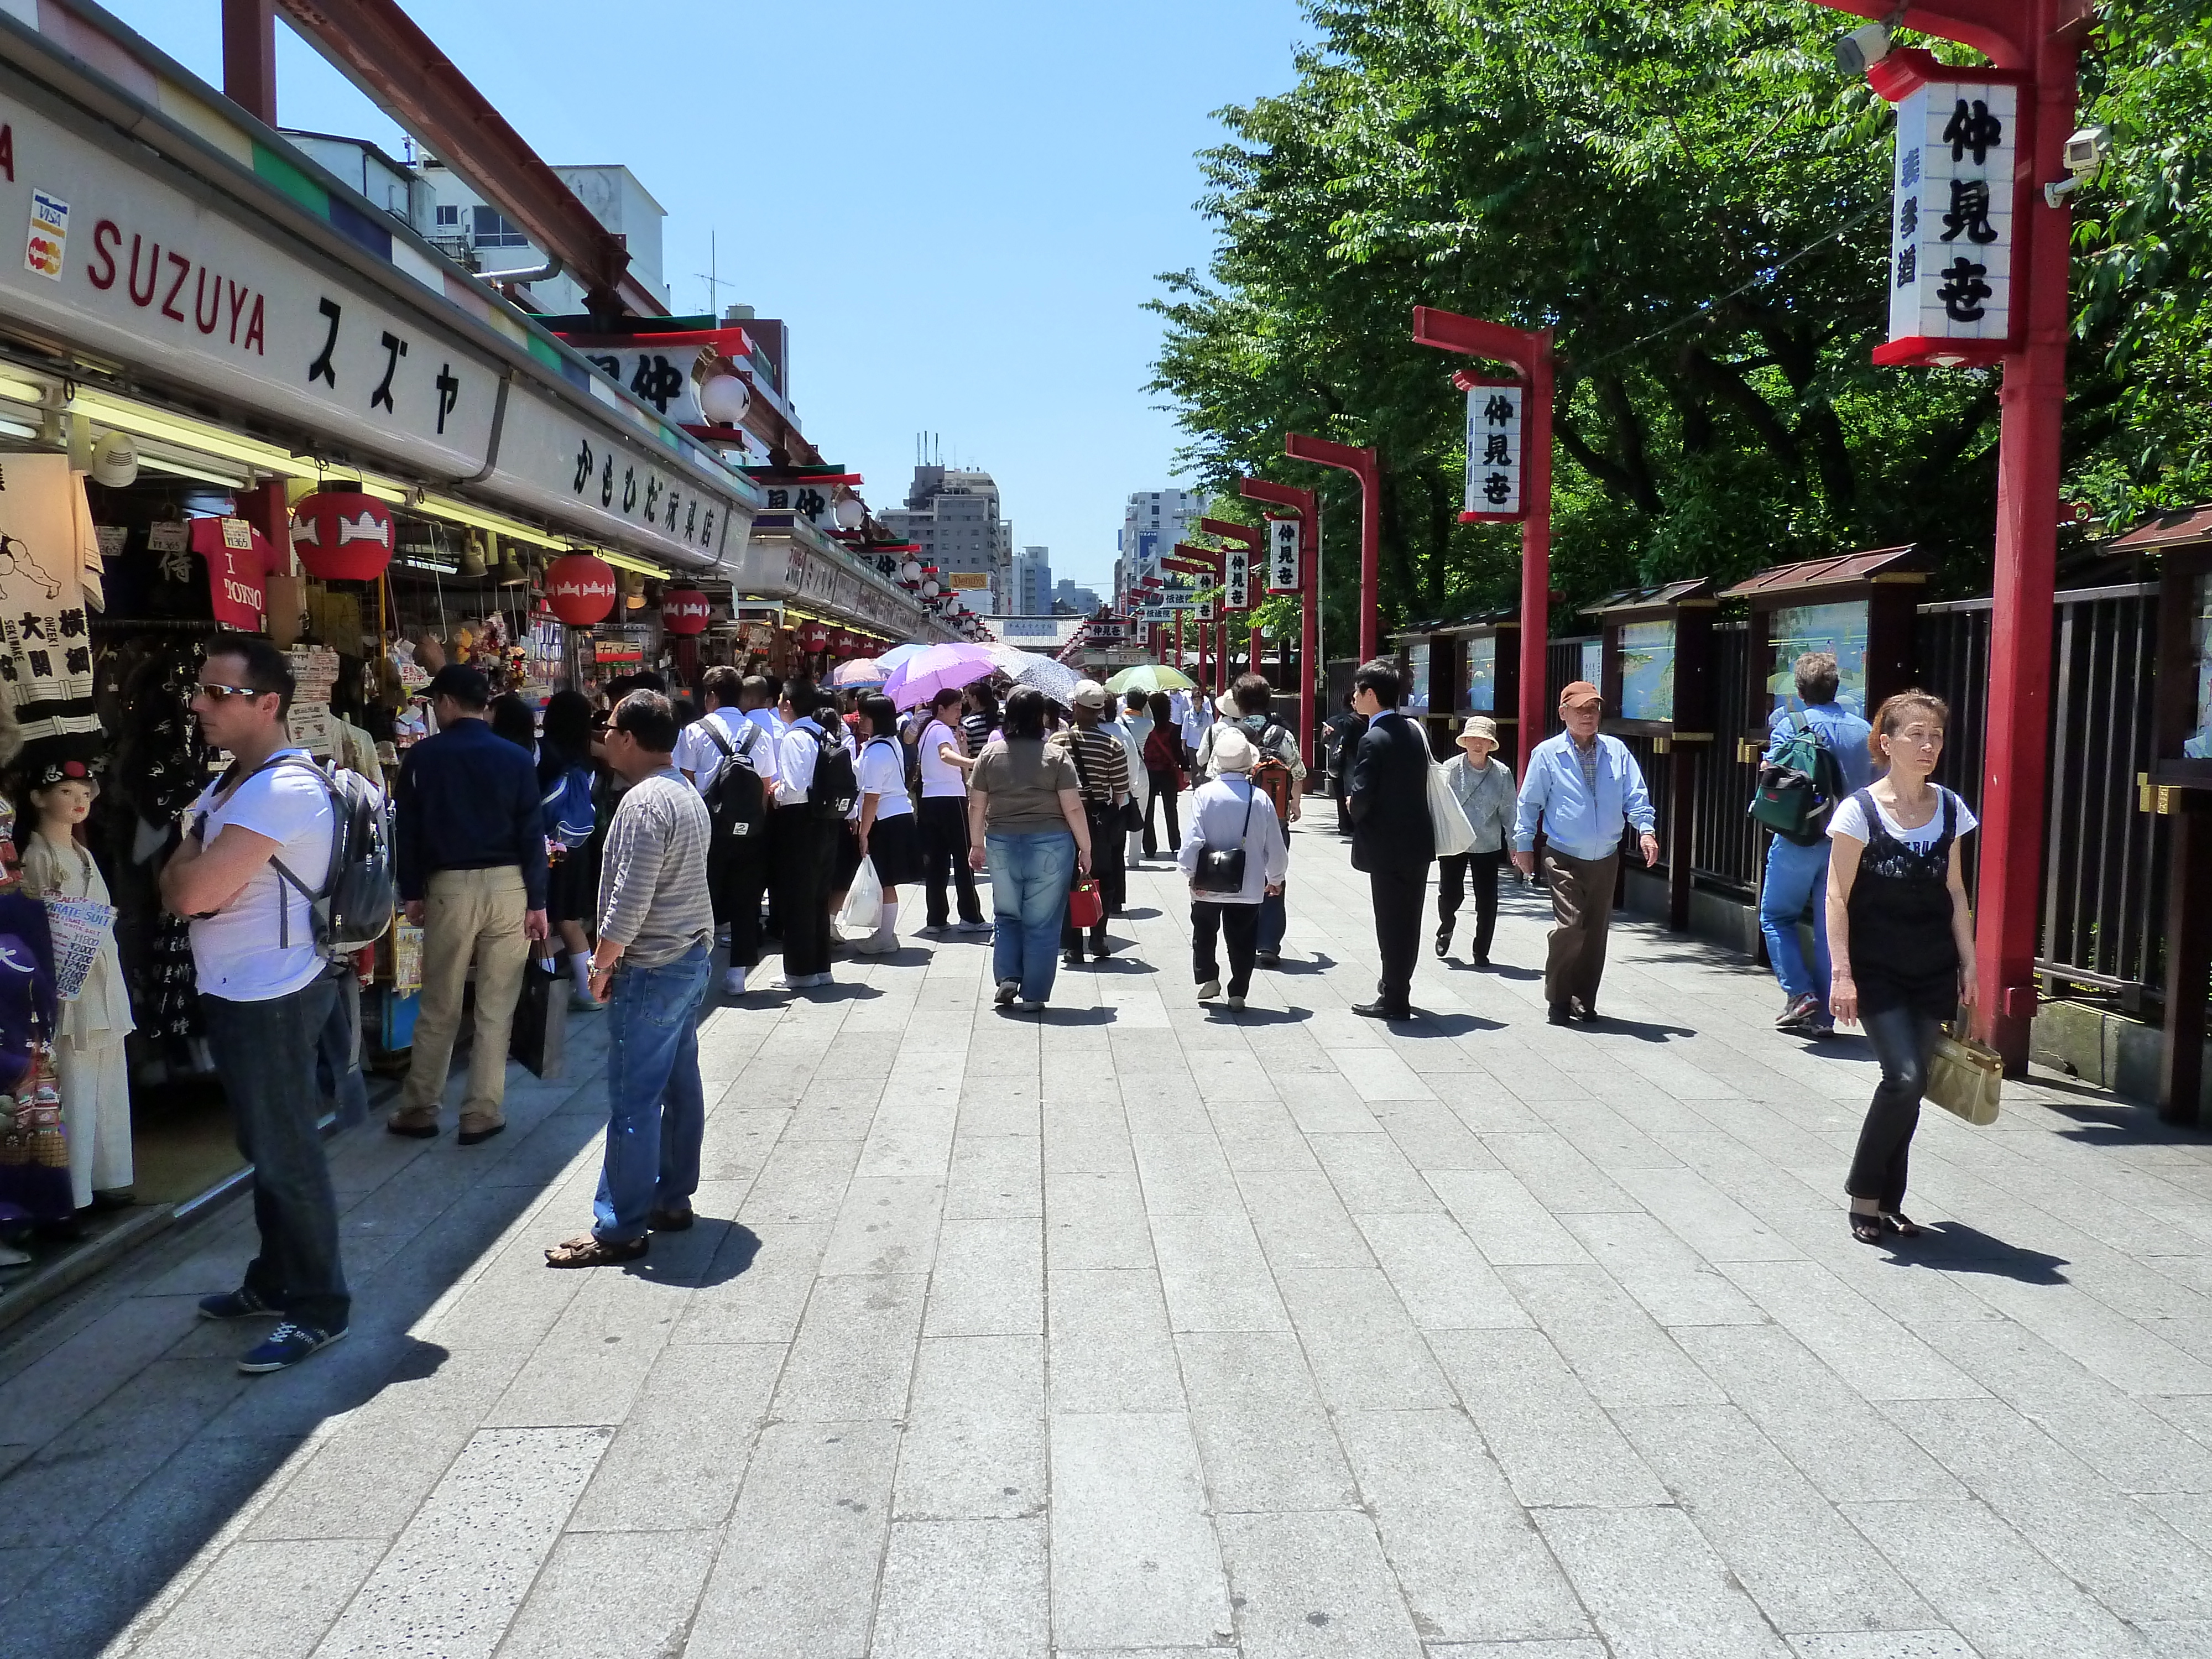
[19,759,131,1211]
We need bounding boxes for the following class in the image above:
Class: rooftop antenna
[693,229,729,317]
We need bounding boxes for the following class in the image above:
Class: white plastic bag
[1426,755,1478,859]
[839,854,883,934]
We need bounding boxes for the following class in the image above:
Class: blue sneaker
[198,1286,277,1321]
[238,1321,347,1374]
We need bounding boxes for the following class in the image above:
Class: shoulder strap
[702,719,735,759]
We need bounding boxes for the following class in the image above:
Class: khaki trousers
[397,867,529,1129]
[1541,849,1619,1009]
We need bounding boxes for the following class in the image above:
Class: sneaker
[1775,993,1820,1032]
[1227,995,1246,1011]
[1197,978,1222,1001]
[958,919,994,933]
[238,1320,347,1374]
[0,1241,29,1269]
[994,978,1020,1006]
[199,1286,277,1321]
[724,967,748,996]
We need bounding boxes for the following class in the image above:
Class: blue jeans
[316,973,369,1129]
[987,830,1076,1002]
[1761,836,1833,1005]
[593,943,712,1244]
[1257,889,1287,955]
[202,976,349,1332]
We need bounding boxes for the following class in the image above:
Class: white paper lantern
[834,497,865,531]
[696,370,752,425]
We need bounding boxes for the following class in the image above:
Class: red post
[1241,481,1322,772]
[1411,309,1554,778]
[222,0,279,124]
[1800,0,2079,1071]
[1285,434,1382,662]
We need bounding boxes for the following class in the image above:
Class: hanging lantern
[800,622,830,653]
[290,491,394,581]
[545,552,618,625]
[662,587,712,635]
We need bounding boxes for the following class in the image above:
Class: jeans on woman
[1143,768,1181,855]
[1847,1004,1942,1209]
[593,943,712,1244]
[987,830,1077,1002]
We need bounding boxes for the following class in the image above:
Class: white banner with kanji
[1266,517,1301,593]
[1881,77,2018,364]
[1462,382,1525,521]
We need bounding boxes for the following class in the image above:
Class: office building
[1115,487,1207,614]
[881,465,1014,612]
[1011,547,1053,614]
[1053,578,1102,615]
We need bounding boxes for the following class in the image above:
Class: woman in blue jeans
[967,687,1093,1011]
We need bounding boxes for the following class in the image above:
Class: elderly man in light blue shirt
[1761,651,1875,1037]
[1511,680,1658,1025]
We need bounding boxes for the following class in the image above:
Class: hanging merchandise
[186,517,273,632]
[0,456,107,754]
[545,552,617,625]
[291,490,395,581]
[662,588,711,635]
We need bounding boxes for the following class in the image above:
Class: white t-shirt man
[855,737,915,819]
[187,750,338,1002]
[675,707,769,797]
[916,716,967,799]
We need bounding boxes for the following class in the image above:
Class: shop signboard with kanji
[1223,547,1250,611]
[1875,66,2022,367]
[1460,380,1526,522]
[1266,517,1301,594]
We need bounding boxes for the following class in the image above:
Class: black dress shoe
[1548,1002,1574,1026]
[1352,1000,1412,1020]
[1574,999,1600,1022]
[1062,948,1084,967]
[1433,926,1452,958]
[648,1206,695,1232]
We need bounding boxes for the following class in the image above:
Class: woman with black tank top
[1825,690,1980,1245]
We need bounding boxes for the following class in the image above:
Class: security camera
[2063,125,2112,175]
[1833,22,1891,75]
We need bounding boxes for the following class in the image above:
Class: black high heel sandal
[1850,1211,1885,1245]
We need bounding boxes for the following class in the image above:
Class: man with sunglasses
[160,635,348,1374]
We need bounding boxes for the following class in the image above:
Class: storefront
[0,7,796,1299]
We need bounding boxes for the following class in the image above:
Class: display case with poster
[1719,546,1927,760]
[1388,622,1460,752]
[1438,608,1519,738]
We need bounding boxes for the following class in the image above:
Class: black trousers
[771,805,840,978]
[1436,848,1504,958]
[1192,900,1260,997]
[711,846,770,969]
[916,795,983,926]
[1143,769,1181,854]
[1370,864,1428,1011]
[1062,802,1126,952]
[1848,1005,1942,1209]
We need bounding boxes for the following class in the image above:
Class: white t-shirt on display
[855,737,913,818]
[916,718,967,799]
[187,749,338,1002]
[1829,787,1978,851]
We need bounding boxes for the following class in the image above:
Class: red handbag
[1067,879,1104,930]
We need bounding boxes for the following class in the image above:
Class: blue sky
[101,0,1312,590]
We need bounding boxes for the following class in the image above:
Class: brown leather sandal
[543,1232,648,1268]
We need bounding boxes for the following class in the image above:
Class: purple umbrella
[883,642,1008,710]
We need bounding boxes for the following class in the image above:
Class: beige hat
[1458,716,1500,746]
[1215,690,1240,717]
[1210,727,1258,773]
[1071,679,1108,709]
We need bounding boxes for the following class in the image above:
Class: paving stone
[568,1341,780,1532]
[771,1271,927,1421]
[1719,1260,1986,1403]
[1428,1328,1668,1509]
[1275,1267,1453,1410]
[671,1219,831,1345]
[945,1133,1044,1218]
[1558,1209,1768,1327]
[1047,1168,1157,1270]
[1152,1212,1293,1333]
[1050,1267,1185,1413]
[1535,1504,1793,1658]
[1351,1211,1531,1330]
[1240,1168,1378,1271]
[925,1215,1044,1337]
[1176,1331,1358,1512]
[1215,1509,1425,1657]
[870,1517,1048,1659]
[1050,1412,1232,1652]
[1499,1264,1729,1407]
[1425,1168,1590,1266]
[896,1334,1046,1519]
[122,1536,392,1658]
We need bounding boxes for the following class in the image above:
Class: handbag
[508,958,568,1081]
[1191,785,1256,895]
[1067,879,1105,930]
[1426,753,1479,859]
[1925,1017,2002,1125]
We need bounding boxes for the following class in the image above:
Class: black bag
[508,958,568,1079]
[801,728,859,822]
[703,722,769,850]
[1191,785,1257,895]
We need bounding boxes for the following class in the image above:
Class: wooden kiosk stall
[1390,620,1458,753]
[1583,579,1718,930]
[1441,608,1520,749]
[1719,546,1929,760]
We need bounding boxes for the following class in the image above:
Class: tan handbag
[1925,1019,2002,1125]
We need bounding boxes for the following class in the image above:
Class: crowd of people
[158,638,1977,1371]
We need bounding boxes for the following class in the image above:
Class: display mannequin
[0,792,62,1244]
[19,759,132,1211]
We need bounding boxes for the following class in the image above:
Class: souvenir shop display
[0,791,65,1248]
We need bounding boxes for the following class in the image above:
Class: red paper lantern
[290,491,394,581]
[799,623,830,653]
[545,552,618,625]
[662,587,712,635]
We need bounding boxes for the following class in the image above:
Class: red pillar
[1285,435,1382,662]
[222,0,278,124]
[1243,482,1322,773]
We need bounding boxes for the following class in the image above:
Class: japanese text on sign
[1888,80,2017,347]
[1224,548,1250,611]
[1266,517,1301,594]
[1462,382,1525,520]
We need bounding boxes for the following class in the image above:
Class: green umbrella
[1104,663,1196,695]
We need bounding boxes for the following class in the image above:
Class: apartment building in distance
[1115,487,1208,613]
[880,466,1015,612]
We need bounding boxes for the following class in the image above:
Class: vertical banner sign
[1877,76,2019,366]
[1267,517,1302,594]
[1460,380,1526,522]
[1224,547,1250,611]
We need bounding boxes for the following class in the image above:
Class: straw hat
[1457,715,1500,748]
[1211,727,1258,773]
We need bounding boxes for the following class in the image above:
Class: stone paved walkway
[6,811,2212,1658]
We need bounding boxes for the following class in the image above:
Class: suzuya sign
[1460,380,1527,521]
[1266,517,1301,594]
[1871,54,2023,368]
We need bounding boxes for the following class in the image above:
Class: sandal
[543,1232,648,1269]
[1882,1212,1923,1238]
[1849,1211,1886,1245]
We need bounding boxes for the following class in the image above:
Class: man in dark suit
[1346,659,1436,1020]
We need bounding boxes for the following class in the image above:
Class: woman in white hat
[1177,727,1287,1011]
[1437,716,1516,965]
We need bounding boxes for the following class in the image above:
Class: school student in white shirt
[914,685,988,932]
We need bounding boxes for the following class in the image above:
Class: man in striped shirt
[546,690,715,1267]
[1055,681,1131,964]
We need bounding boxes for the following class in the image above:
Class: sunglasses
[195,682,270,702]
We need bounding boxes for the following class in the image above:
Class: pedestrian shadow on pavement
[795,982,885,1003]
[1029,1006,1118,1025]
[1208,1006,1311,1026]
[1581,1014,1697,1044]
[1397,1011,1506,1036]
[623,1220,761,1290]
[1443,959,1543,982]
[1083,956,1156,975]
[2030,1084,2212,1149]
[1267,953,1336,975]
[1884,1221,2068,1284]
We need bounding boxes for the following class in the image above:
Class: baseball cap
[1558,680,1603,708]
[1071,680,1108,709]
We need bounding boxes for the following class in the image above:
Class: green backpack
[1748,713,1847,846]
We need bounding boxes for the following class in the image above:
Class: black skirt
[866,810,925,888]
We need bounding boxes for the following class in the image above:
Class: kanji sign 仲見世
[1460,381,1526,521]
[1266,517,1301,594]
[1884,76,2018,361]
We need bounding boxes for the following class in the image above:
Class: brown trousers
[1541,849,1619,1009]
[396,866,530,1130]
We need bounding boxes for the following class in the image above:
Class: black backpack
[701,721,769,850]
[256,754,396,959]
[1748,712,1849,846]
[801,726,859,822]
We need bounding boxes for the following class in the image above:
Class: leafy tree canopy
[1150,0,2212,645]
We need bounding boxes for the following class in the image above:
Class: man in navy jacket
[389,665,548,1144]
[1347,659,1436,1020]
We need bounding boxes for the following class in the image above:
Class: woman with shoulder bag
[1433,716,1517,966]
[1177,729,1288,1011]
[1826,690,1979,1245]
